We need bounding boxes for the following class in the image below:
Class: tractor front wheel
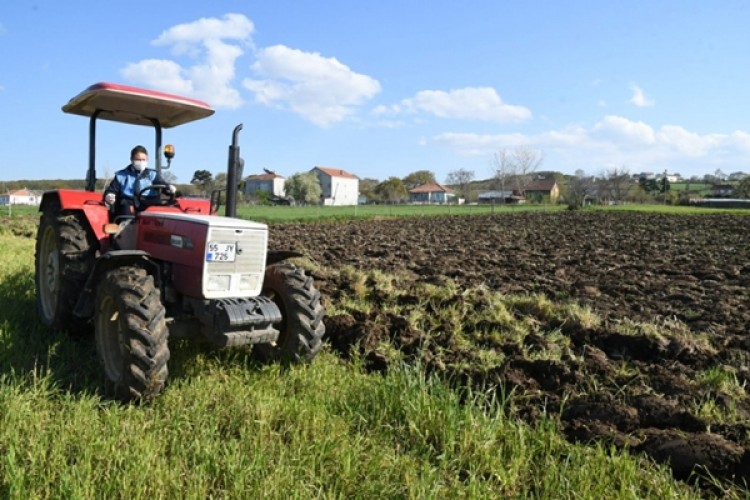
[95,266,169,402]
[255,263,325,363]
[35,202,97,332]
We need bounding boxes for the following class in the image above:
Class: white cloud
[121,13,253,109]
[243,45,381,127]
[592,115,656,145]
[432,115,750,174]
[390,87,531,122]
[629,84,655,107]
[153,13,254,54]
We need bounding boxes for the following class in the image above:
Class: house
[0,188,42,206]
[523,178,560,203]
[477,190,516,204]
[312,166,359,206]
[243,170,286,197]
[408,183,456,204]
[712,184,735,197]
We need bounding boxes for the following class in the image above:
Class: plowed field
[270,211,750,489]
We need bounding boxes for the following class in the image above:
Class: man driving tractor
[104,145,175,217]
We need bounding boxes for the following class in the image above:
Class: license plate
[206,242,236,262]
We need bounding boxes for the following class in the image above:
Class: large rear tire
[255,263,325,363]
[34,202,97,332]
[95,267,169,402]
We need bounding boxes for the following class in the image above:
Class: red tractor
[35,82,325,401]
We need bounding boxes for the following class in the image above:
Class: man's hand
[168,184,177,194]
[105,193,116,205]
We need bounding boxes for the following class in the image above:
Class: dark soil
[270,211,750,490]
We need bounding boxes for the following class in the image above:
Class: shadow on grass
[0,269,102,396]
[0,268,271,401]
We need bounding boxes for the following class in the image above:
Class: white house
[0,188,42,206]
[408,183,456,204]
[312,166,359,206]
[243,170,286,197]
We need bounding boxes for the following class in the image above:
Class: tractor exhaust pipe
[225,123,243,218]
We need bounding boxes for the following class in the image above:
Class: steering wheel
[134,184,176,210]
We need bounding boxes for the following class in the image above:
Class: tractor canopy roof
[62,82,215,128]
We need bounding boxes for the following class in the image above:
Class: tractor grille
[203,225,268,298]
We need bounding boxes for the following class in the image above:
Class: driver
[104,145,175,217]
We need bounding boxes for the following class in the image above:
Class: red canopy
[62,82,215,128]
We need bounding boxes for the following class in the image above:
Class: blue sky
[1,1,749,185]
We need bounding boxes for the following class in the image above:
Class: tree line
[9,146,748,207]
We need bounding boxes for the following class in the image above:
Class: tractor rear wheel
[95,266,169,402]
[255,263,325,363]
[35,202,97,333]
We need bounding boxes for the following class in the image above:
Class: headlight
[207,274,231,292]
[170,235,194,249]
[239,274,260,291]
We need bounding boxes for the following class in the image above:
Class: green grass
[233,202,563,222]
[670,182,714,195]
[0,212,723,498]
[0,352,702,499]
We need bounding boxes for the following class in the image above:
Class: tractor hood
[138,211,267,231]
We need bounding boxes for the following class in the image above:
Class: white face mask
[133,160,148,172]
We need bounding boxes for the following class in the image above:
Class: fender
[40,190,110,242]
[73,250,161,319]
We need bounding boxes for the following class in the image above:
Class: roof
[313,166,358,179]
[246,173,285,181]
[7,188,37,196]
[478,190,514,198]
[525,179,558,191]
[409,183,454,194]
[62,82,215,128]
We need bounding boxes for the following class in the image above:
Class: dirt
[269,211,750,490]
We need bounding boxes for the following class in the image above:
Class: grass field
[7,196,750,224]
[0,212,717,498]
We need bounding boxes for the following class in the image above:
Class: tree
[358,177,380,202]
[491,146,543,198]
[735,176,750,198]
[162,170,178,184]
[600,166,632,204]
[445,168,475,200]
[512,146,544,195]
[213,172,228,194]
[285,172,322,205]
[375,177,408,203]
[492,149,513,201]
[402,170,436,190]
[191,170,213,195]
[562,170,596,210]
[639,176,659,194]
[703,173,718,184]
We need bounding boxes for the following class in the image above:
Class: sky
[1,0,750,185]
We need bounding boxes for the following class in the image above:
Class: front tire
[255,263,325,363]
[95,267,169,402]
[35,202,97,332]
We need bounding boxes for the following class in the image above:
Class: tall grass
[0,352,701,499]
[0,217,709,498]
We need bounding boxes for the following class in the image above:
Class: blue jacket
[105,164,167,215]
